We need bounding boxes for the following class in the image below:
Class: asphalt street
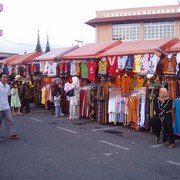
[0,106,180,180]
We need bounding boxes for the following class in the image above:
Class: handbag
[66,88,74,97]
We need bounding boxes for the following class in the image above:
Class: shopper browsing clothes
[53,91,63,118]
[0,73,20,140]
[153,87,175,149]
[11,82,22,115]
[64,76,80,120]
[20,78,32,114]
[64,76,75,119]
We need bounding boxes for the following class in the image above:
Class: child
[11,82,22,115]
[53,92,63,118]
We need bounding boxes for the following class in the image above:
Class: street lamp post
[72,40,84,47]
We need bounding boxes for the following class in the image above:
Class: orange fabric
[114,75,121,87]
[45,87,49,109]
[76,61,81,76]
[162,57,177,75]
[121,75,131,94]
[127,95,139,129]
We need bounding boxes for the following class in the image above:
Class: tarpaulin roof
[10,51,41,66]
[168,40,180,52]
[100,38,179,57]
[63,40,121,59]
[1,55,21,65]
[33,46,79,61]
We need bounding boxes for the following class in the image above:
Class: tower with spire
[35,29,43,53]
[45,34,51,53]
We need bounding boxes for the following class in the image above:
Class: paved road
[0,106,180,180]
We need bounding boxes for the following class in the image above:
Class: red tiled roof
[1,55,21,65]
[168,40,180,52]
[86,13,180,27]
[10,51,41,65]
[63,40,121,59]
[100,38,179,57]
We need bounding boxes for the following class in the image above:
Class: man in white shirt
[0,73,20,141]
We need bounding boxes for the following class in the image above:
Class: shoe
[61,114,64,117]
[168,144,175,149]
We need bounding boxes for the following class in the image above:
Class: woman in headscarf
[153,88,175,149]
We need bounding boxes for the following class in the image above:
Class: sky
[0,0,179,53]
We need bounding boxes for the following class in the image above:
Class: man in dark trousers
[0,73,20,141]
[153,87,175,149]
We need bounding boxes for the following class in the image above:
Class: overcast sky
[0,0,179,53]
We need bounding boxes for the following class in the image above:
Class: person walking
[153,87,175,149]
[0,73,20,140]
[11,82,22,115]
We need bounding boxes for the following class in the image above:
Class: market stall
[98,37,179,130]
[61,38,179,131]
[32,46,79,110]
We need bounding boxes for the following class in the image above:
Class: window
[144,21,175,40]
[112,23,140,40]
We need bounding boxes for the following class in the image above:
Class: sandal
[8,134,21,140]
[168,144,175,149]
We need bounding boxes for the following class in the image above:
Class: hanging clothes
[70,61,77,76]
[121,74,131,94]
[103,81,111,124]
[162,57,177,75]
[98,60,107,75]
[47,62,57,77]
[176,53,180,73]
[125,55,134,70]
[139,88,147,128]
[117,56,128,71]
[87,61,97,81]
[81,61,88,78]
[133,55,141,73]
[127,94,139,130]
[173,98,180,136]
[139,54,149,75]
[107,56,118,76]
[147,54,160,75]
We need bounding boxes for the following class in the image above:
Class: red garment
[87,61,97,81]
[107,56,118,76]
[79,90,86,116]
[59,62,65,74]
